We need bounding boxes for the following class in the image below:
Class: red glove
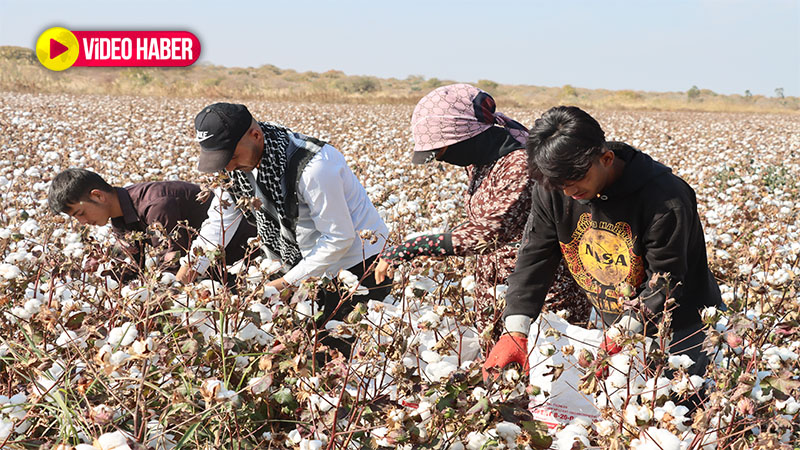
[482,334,530,382]
[595,335,622,379]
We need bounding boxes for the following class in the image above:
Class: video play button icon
[36,27,79,71]
[50,39,69,59]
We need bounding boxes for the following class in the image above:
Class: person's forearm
[380,233,454,262]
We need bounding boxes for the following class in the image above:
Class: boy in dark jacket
[483,106,722,379]
[48,168,255,280]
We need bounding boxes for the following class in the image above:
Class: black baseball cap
[195,103,253,172]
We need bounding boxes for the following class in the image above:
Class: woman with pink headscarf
[376,84,588,331]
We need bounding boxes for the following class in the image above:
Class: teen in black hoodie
[483,106,722,380]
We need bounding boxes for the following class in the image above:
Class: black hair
[48,169,113,214]
[526,106,606,190]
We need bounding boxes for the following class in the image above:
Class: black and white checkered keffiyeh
[226,122,302,268]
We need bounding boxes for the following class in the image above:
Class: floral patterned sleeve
[450,150,532,256]
[380,233,454,262]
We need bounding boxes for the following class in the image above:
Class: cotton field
[0,92,799,449]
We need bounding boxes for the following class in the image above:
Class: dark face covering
[437,126,523,167]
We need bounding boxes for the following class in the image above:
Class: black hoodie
[504,143,722,332]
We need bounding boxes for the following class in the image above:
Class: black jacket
[504,143,721,331]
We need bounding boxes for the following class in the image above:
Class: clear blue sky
[1,0,798,96]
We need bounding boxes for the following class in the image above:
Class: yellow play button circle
[36,27,79,71]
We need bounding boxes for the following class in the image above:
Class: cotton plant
[2,93,800,447]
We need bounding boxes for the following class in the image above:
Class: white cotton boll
[466,431,491,450]
[409,276,437,293]
[249,375,272,394]
[420,350,441,364]
[159,272,176,285]
[751,383,773,403]
[227,260,247,275]
[471,387,487,401]
[19,219,40,236]
[629,376,647,396]
[121,285,150,302]
[299,439,324,450]
[130,338,154,356]
[625,404,653,426]
[109,351,130,366]
[643,377,672,402]
[309,393,338,413]
[667,355,695,370]
[235,356,249,368]
[64,242,84,258]
[261,285,279,299]
[605,370,629,390]
[108,322,138,347]
[74,445,98,450]
[5,251,28,265]
[775,397,800,414]
[56,330,87,349]
[425,360,458,382]
[503,368,520,383]
[24,297,42,315]
[236,322,260,341]
[417,310,440,327]
[0,419,14,442]
[295,300,314,319]
[538,343,556,356]
[245,266,263,284]
[259,258,282,275]
[671,374,704,396]
[144,256,158,269]
[495,421,521,442]
[416,400,434,421]
[249,303,273,323]
[460,275,476,292]
[337,269,359,287]
[554,426,590,450]
[95,430,131,450]
[0,263,21,281]
[595,419,616,436]
[197,279,223,294]
[655,401,691,433]
[763,347,799,370]
[288,429,302,445]
[630,427,681,450]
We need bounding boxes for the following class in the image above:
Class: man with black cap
[183,102,391,356]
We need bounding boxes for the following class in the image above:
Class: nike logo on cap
[196,130,214,142]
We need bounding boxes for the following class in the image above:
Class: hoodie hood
[600,142,672,200]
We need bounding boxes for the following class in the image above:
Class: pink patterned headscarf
[411,84,528,157]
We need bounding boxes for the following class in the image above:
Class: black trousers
[315,254,392,358]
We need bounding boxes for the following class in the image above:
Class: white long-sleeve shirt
[191,144,388,285]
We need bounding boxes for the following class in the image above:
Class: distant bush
[687,85,701,100]
[0,46,36,63]
[616,90,642,100]
[425,77,443,89]
[322,70,345,79]
[259,64,283,75]
[124,68,154,86]
[406,75,425,84]
[202,77,224,87]
[477,79,498,92]
[334,76,381,94]
[562,84,577,97]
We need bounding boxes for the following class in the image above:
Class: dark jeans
[315,254,392,359]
